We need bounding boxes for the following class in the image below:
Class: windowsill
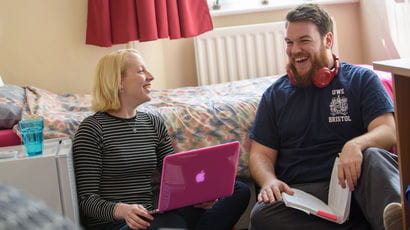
[210,0,359,17]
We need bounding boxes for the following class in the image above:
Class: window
[385,0,410,58]
[207,0,359,16]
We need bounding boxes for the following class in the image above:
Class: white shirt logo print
[328,89,352,123]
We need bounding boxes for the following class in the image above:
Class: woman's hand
[114,203,154,230]
[193,199,218,209]
[258,178,293,203]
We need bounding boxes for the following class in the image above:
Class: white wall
[0,1,382,94]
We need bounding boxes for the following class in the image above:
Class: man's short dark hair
[286,4,333,37]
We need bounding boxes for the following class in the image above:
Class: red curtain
[86,0,214,47]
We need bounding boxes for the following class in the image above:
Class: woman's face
[121,53,154,106]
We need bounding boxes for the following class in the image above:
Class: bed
[1,65,393,178]
[2,75,280,178]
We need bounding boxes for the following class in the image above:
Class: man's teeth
[295,57,308,62]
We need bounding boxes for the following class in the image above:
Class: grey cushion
[0,85,25,129]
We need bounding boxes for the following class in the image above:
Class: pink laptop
[150,141,240,214]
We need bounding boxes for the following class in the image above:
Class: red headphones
[287,54,340,88]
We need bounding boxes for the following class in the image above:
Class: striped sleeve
[72,116,117,222]
[147,113,175,169]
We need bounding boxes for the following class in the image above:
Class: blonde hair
[91,49,140,112]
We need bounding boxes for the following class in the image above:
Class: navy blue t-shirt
[250,63,394,184]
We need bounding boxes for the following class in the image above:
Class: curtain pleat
[154,0,169,39]
[110,0,139,44]
[86,0,112,46]
[86,0,213,47]
[167,0,182,39]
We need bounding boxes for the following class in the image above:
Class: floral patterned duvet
[21,76,280,178]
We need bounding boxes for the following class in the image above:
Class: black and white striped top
[72,111,173,228]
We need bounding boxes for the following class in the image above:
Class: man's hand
[338,140,363,191]
[114,203,154,230]
[257,178,294,203]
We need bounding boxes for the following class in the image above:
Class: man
[248,3,400,230]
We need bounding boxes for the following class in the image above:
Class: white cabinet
[0,138,79,225]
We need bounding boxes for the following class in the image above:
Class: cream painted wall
[0,1,122,94]
[1,1,367,94]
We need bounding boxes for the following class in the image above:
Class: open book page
[282,188,334,215]
[281,157,351,224]
[328,157,351,223]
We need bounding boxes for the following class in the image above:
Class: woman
[73,49,250,230]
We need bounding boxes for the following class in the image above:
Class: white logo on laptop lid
[195,170,206,183]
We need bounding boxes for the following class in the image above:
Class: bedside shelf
[374,58,410,229]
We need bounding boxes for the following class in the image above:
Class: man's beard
[287,46,329,88]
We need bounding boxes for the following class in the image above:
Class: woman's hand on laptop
[194,199,219,209]
[114,203,154,229]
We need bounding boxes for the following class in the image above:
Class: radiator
[194,21,287,86]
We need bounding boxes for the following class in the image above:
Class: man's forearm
[349,123,396,152]
[249,152,277,187]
